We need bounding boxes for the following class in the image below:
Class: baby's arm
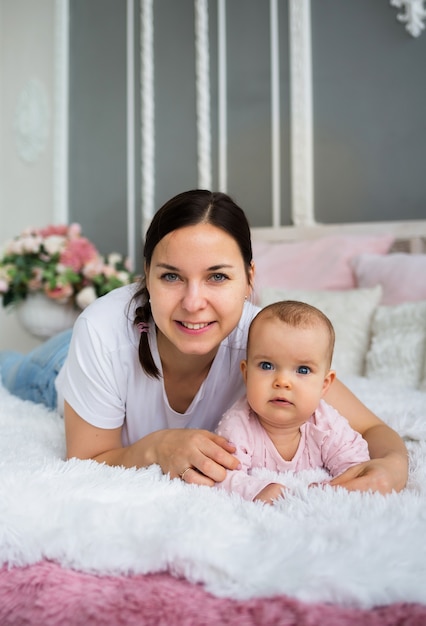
[215,405,285,503]
[254,482,285,504]
[319,402,371,479]
[218,466,284,503]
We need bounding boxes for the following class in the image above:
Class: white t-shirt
[56,285,259,446]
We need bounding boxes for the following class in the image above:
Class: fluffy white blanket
[1,377,426,609]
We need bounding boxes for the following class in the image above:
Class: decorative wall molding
[127,0,136,268]
[289,0,315,226]
[217,0,227,192]
[194,0,212,190]
[137,1,315,229]
[53,0,69,224]
[270,0,281,228]
[14,77,50,164]
[391,0,426,37]
[140,0,155,229]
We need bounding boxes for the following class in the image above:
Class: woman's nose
[181,283,206,311]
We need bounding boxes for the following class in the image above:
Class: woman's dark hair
[132,189,253,378]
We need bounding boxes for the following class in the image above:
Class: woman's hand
[145,428,240,486]
[329,453,408,494]
[65,402,240,484]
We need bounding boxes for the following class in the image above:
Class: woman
[1,190,408,492]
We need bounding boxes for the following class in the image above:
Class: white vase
[16,293,80,340]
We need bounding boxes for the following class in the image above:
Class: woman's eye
[259,361,274,371]
[297,365,310,375]
[209,273,228,282]
[161,273,180,282]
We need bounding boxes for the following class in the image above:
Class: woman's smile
[177,320,215,332]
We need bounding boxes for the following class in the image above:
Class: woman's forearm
[325,378,409,492]
[362,423,409,491]
[91,432,158,468]
[364,423,408,459]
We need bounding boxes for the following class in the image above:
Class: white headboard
[251,220,426,254]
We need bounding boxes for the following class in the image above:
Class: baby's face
[241,318,334,432]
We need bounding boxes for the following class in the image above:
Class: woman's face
[145,223,253,359]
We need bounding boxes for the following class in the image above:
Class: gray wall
[312,0,426,223]
[68,0,426,271]
[69,0,129,256]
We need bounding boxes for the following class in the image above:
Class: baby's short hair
[249,300,335,368]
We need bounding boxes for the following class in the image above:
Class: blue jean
[0,329,72,410]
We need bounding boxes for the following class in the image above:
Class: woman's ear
[247,260,255,296]
[321,370,336,397]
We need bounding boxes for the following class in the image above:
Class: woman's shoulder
[73,284,140,348]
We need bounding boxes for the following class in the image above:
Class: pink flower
[0,279,8,293]
[68,223,82,239]
[82,258,105,279]
[44,283,74,302]
[59,237,99,272]
[38,225,69,238]
[101,264,116,278]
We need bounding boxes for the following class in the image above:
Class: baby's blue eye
[259,361,274,370]
[297,365,310,375]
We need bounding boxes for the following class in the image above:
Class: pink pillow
[252,234,395,302]
[351,253,426,305]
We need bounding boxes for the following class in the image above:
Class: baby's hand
[253,482,285,505]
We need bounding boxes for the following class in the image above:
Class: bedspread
[0,376,426,613]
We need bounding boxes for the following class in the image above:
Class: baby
[215,300,370,503]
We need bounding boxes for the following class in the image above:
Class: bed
[1,219,426,626]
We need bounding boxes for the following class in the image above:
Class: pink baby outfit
[215,396,370,501]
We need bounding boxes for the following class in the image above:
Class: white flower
[43,235,66,256]
[107,252,122,267]
[75,285,97,310]
[117,270,131,284]
[21,235,43,254]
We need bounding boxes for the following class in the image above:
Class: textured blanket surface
[1,377,426,610]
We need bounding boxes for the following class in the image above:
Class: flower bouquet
[0,223,137,312]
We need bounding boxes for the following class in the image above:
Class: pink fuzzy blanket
[1,562,425,626]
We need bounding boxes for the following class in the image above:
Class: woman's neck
[157,331,217,376]
[156,332,218,413]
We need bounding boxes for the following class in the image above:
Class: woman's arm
[325,378,408,493]
[64,402,240,485]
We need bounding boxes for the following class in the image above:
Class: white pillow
[260,286,383,377]
[365,301,426,390]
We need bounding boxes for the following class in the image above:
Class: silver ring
[180,467,192,480]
